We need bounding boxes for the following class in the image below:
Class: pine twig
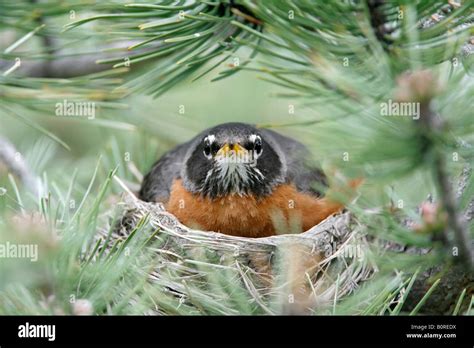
[0,136,43,197]
[431,134,474,268]
[398,70,474,269]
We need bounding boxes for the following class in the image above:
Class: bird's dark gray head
[182,122,286,198]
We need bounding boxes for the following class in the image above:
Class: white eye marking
[206,134,216,144]
[249,134,257,143]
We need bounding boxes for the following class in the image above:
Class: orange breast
[164,179,344,238]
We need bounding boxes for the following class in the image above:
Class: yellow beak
[217,143,246,156]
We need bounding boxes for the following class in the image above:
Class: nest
[101,194,375,314]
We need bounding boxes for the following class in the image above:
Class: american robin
[139,122,350,237]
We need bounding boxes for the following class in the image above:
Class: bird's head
[182,123,286,198]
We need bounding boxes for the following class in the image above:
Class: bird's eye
[203,143,212,159]
[253,136,262,156]
[203,136,214,159]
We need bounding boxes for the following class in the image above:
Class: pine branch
[394,70,473,268]
[423,104,473,268]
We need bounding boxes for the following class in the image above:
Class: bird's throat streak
[202,160,264,197]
